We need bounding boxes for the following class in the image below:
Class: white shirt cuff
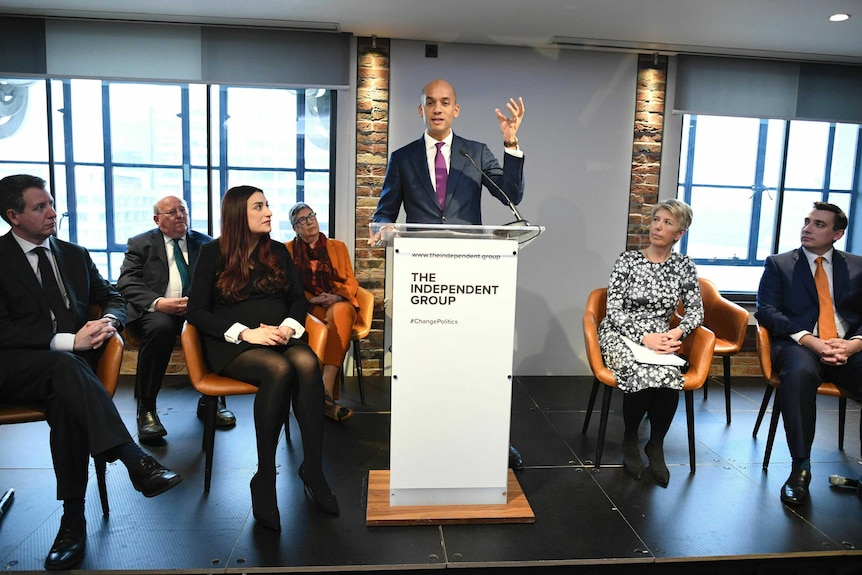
[504,147,524,158]
[281,317,305,339]
[225,322,249,344]
[50,332,76,351]
[790,330,810,344]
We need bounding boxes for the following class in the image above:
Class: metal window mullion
[677,115,697,254]
[296,91,306,204]
[61,80,77,243]
[219,86,229,202]
[328,90,337,237]
[771,121,792,254]
[181,85,192,206]
[747,119,770,265]
[846,126,862,251]
[102,82,118,253]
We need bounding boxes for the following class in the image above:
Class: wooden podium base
[366,469,535,526]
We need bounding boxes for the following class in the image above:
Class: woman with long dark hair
[187,185,338,530]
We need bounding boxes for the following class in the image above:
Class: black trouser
[129,312,184,408]
[0,350,132,499]
[774,344,862,460]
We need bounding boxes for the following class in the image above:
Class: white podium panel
[389,236,518,506]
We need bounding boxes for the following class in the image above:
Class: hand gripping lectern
[365,223,542,525]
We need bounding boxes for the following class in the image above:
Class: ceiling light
[829,13,850,22]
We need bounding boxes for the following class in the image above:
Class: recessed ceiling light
[829,13,850,22]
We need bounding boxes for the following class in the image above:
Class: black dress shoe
[508,444,524,470]
[137,409,167,440]
[127,454,183,497]
[197,396,237,428]
[299,463,339,516]
[781,468,812,505]
[44,516,86,571]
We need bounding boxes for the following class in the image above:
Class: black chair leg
[723,356,732,425]
[594,385,613,468]
[582,378,600,434]
[838,396,847,450]
[763,390,781,470]
[353,339,366,405]
[753,385,774,438]
[94,455,109,516]
[685,390,696,473]
[203,394,218,492]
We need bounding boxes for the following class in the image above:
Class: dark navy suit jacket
[373,134,525,225]
[0,231,126,386]
[755,247,862,357]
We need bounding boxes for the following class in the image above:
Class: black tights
[623,387,679,445]
[222,344,325,482]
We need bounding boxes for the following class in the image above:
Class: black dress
[186,239,309,374]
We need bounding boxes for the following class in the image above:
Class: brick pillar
[624,56,756,379]
[626,54,668,251]
[353,37,390,376]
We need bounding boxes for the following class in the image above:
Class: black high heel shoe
[298,463,339,516]
[645,442,670,488]
[250,473,281,531]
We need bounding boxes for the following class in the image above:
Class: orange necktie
[814,256,838,340]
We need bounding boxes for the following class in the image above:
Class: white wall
[386,41,637,375]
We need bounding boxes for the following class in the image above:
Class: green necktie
[173,238,190,296]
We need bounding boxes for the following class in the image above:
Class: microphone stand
[459,149,529,227]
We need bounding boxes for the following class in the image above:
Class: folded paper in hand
[621,335,687,367]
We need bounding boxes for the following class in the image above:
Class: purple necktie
[434,141,447,208]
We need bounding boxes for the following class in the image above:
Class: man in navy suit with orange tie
[756,201,862,505]
[372,79,527,469]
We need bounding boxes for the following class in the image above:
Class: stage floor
[1,374,860,573]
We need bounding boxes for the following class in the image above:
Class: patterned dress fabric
[598,250,704,392]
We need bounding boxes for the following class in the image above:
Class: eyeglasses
[294,212,317,226]
[157,207,188,219]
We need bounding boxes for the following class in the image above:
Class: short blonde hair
[649,199,692,232]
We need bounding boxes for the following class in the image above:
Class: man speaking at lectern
[372,79,526,226]
[372,79,527,469]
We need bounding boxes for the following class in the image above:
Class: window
[676,114,861,293]
[0,78,335,281]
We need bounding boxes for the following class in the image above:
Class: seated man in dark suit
[755,201,862,505]
[0,174,183,570]
[117,195,234,442]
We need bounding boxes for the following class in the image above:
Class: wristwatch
[103,313,122,330]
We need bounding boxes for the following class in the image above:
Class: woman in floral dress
[598,199,703,486]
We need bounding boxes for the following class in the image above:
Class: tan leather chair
[181,314,327,491]
[347,285,375,405]
[698,277,749,424]
[582,288,716,472]
[0,305,124,515]
[752,323,858,469]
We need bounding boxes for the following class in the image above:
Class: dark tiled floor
[1,374,861,573]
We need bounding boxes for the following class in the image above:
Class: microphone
[459,149,529,226]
